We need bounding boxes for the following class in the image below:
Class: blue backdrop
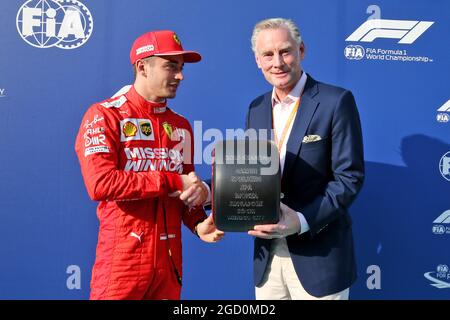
[0,0,449,299]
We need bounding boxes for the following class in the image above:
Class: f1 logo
[437,100,450,112]
[346,19,434,44]
[434,210,450,224]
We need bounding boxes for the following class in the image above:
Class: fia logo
[344,45,365,60]
[16,0,93,49]
[424,264,450,289]
[439,152,450,182]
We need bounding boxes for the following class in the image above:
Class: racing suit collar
[126,85,167,114]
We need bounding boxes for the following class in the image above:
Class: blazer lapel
[281,75,320,183]
[252,92,273,139]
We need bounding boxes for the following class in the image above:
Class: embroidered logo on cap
[173,33,181,46]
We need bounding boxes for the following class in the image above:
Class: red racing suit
[75,85,206,300]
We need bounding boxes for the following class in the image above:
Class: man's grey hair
[251,18,302,53]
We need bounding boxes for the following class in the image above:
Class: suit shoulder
[83,95,128,121]
[98,94,128,109]
[90,89,130,112]
[249,91,271,110]
[316,80,351,97]
[315,80,357,111]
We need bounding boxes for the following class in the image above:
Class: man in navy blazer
[246,18,364,299]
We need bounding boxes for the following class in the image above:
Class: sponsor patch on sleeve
[85,146,110,157]
[83,113,110,157]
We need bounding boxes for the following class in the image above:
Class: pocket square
[302,134,322,143]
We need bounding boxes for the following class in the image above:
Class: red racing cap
[130,30,202,65]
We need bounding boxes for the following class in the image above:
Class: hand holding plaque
[248,203,301,239]
[212,139,280,232]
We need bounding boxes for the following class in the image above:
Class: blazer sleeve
[300,90,365,237]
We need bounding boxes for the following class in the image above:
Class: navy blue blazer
[246,74,364,297]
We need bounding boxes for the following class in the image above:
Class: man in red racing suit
[75,30,223,300]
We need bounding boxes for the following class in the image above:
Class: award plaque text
[213,139,280,232]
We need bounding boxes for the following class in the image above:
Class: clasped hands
[170,172,224,243]
[169,171,209,207]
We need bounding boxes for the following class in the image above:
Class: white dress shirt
[271,72,310,235]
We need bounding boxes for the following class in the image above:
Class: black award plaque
[212,139,280,232]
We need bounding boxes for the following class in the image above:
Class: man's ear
[299,41,305,60]
[136,59,147,77]
[255,54,262,69]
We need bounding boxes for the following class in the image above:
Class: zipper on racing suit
[156,115,182,286]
